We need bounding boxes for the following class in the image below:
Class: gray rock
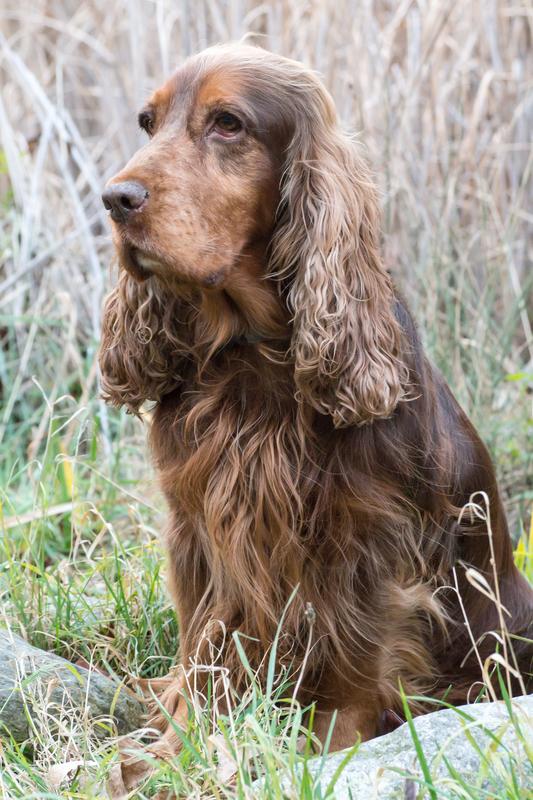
[279,695,532,798]
[0,630,144,742]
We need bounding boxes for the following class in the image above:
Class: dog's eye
[138,111,154,136]
[212,112,243,138]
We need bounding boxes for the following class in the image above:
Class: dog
[99,43,532,789]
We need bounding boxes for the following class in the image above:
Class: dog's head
[102,44,407,426]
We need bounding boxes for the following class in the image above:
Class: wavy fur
[270,85,408,426]
[99,270,190,412]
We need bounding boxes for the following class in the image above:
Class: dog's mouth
[118,242,198,294]
[119,243,163,282]
[114,231,233,292]
[117,241,230,292]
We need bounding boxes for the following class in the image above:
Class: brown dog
[99,43,532,787]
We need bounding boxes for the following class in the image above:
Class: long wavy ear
[98,271,188,413]
[270,86,408,428]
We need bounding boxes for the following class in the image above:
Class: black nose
[102,181,149,223]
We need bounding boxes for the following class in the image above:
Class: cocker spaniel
[99,43,532,788]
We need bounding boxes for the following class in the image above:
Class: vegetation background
[0,1,531,797]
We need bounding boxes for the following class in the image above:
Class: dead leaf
[207,733,238,783]
[47,760,93,789]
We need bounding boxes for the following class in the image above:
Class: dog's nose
[102,181,149,223]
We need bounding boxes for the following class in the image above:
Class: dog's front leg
[108,668,191,797]
[311,694,383,751]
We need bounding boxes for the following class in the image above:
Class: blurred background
[0,0,531,653]
[0,3,531,794]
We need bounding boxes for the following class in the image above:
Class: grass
[0,0,532,797]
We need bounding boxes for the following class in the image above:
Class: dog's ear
[98,271,187,413]
[270,85,408,427]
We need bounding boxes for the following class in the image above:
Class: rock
[0,630,144,742]
[276,695,532,798]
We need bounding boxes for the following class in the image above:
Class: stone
[0,630,144,742]
[277,695,532,798]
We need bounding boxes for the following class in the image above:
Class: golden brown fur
[98,44,532,789]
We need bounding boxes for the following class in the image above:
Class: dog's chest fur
[152,352,310,539]
[149,350,447,695]
[151,351,421,588]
